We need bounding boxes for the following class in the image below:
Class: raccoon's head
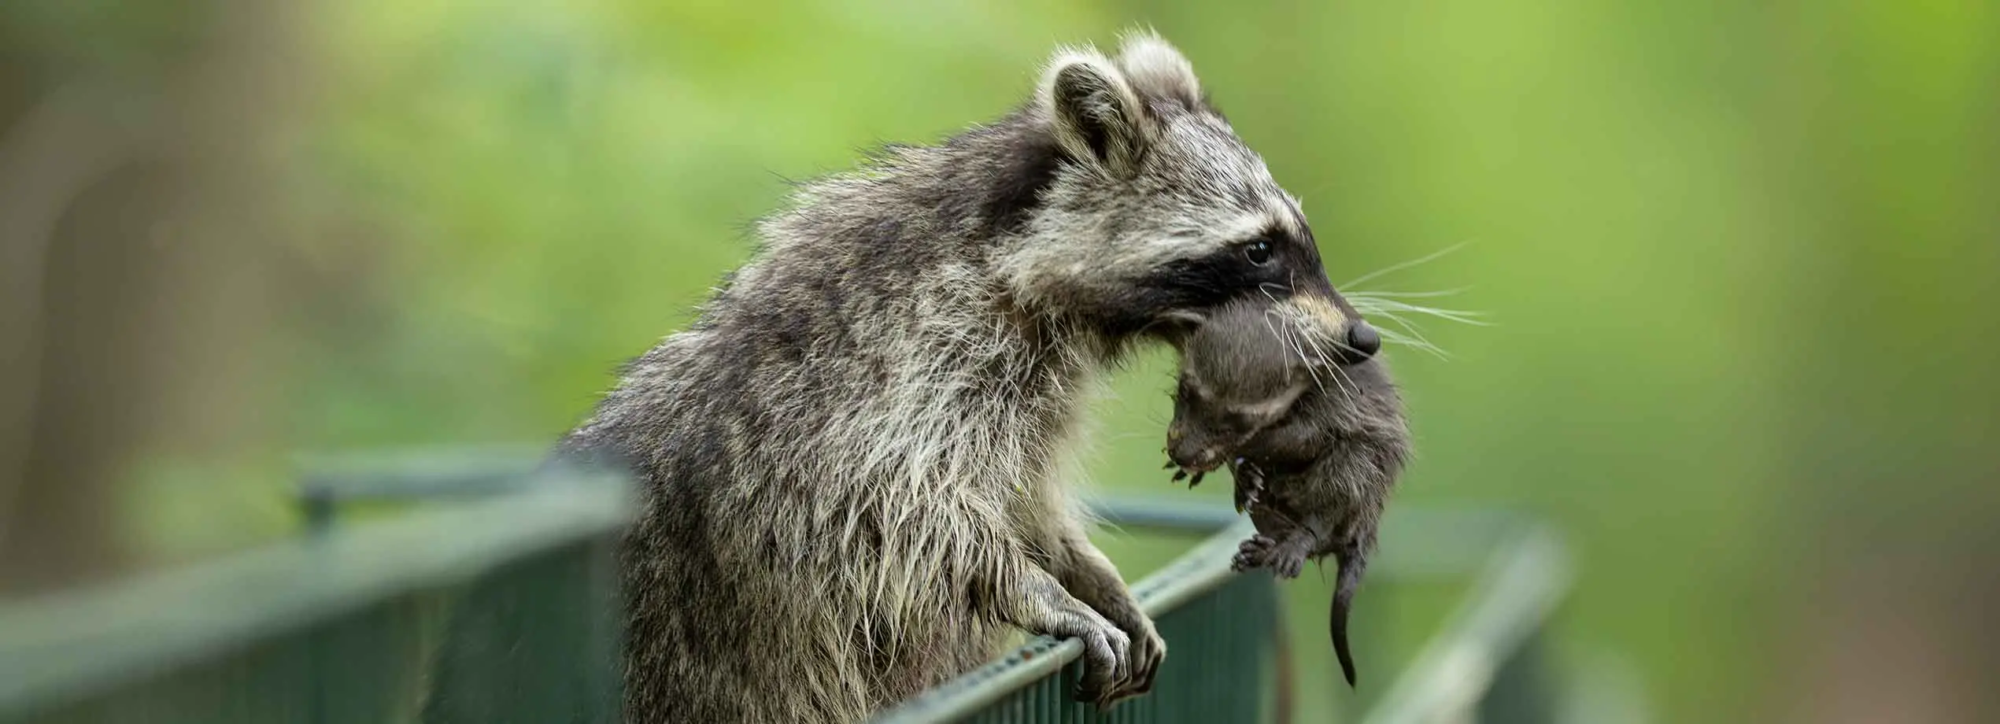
[998,31,1380,364]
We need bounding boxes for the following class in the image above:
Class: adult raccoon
[555,32,1379,723]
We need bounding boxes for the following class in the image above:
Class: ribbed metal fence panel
[0,448,1573,724]
[874,504,1574,724]
[939,572,1278,724]
[0,463,630,724]
[873,509,1280,724]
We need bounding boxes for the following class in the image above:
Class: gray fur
[1165,297,1412,687]
[554,31,1349,723]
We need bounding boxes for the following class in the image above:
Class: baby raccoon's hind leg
[1231,530,1313,579]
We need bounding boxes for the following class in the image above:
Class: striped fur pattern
[555,31,1352,723]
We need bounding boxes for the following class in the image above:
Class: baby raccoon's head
[1165,300,1312,472]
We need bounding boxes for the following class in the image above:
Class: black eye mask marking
[1099,224,1329,337]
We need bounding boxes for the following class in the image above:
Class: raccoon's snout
[1337,321,1382,364]
[1167,423,1221,471]
[1168,441,1227,473]
[1293,292,1382,364]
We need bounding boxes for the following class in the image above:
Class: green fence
[0,457,630,724]
[873,507,1280,724]
[871,502,1573,724]
[294,451,1294,724]
[0,449,1572,724]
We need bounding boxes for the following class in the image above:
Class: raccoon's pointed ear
[1114,30,1203,112]
[1039,50,1152,177]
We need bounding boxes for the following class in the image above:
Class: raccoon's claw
[1162,461,1177,470]
[1232,488,1259,514]
[1093,614,1165,710]
[1171,469,1188,483]
[1188,470,1205,488]
[1233,463,1266,513]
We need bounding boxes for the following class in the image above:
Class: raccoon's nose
[1342,322,1382,363]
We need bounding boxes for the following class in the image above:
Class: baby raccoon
[1164,297,1411,686]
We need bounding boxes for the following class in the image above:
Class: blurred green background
[5,0,1997,722]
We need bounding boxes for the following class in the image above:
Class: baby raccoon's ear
[1153,308,1206,346]
[1039,47,1154,178]
[1245,381,1310,421]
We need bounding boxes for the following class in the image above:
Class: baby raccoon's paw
[1232,535,1277,573]
[1232,535,1308,579]
[1270,550,1306,579]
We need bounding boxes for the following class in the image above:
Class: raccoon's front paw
[1098,613,1166,707]
[1062,614,1133,708]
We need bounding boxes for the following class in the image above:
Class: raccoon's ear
[1160,309,1207,327]
[1244,381,1311,421]
[1039,49,1152,177]
[1114,30,1203,112]
[1153,308,1206,345]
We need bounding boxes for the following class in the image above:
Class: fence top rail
[1360,524,1573,724]
[869,511,1256,724]
[0,467,632,719]
[869,501,1569,724]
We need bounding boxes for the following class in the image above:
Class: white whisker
[1372,324,1449,360]
[1352,298,1492,327]
[1344,287,1472,300]
[1265,306,1329,394]
[1288,312,1356,397]
[1340,242,1468,289]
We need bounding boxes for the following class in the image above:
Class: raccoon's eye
[1242,238,1275,266]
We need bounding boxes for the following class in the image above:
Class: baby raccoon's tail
[1330,544,1370,687]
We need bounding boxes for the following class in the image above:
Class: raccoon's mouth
[1166,450,1227,474]
[1162,442,1225,490]
[1165,461,1214,488]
